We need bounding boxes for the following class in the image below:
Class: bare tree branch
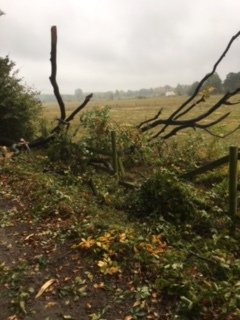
[48,26,93,134]
[165,30,240,123]
[160,112,231,140]
[202,126,240,139]
[223,100,240,106]
[174,96,205,120]
[179,89,240,125]
[137,108,163,129]
[49,26,66,120]
[66,93,93,122]
[50,94,93,134]
[138,30,240,140]
[31,26,93,146]
[140,91,238,134]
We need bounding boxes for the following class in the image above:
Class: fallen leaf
[133,300,141,307]
[19,300,27,314]
[7,316,19,320]
[44,301,57,309]
[24,233,34,241]
[64,277,71,281]
[35,279,56,299]
[93,282,105,289]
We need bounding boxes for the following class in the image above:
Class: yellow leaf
[133,300,141,307]
[109,266,121,274]
[93,282,105,289]
[35,279,56,299]
[72,237,95,250]
[44,301,57,309]
[97,260,106,268]
[19,300,27,314]
[7,315,19,320]
[119,233,127,243]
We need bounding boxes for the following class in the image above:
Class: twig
[174,96,205,120]
[160,112,231,140]
[137,108,163,129]
[87,178,98,196]
[119,181,139,189]
[202,126,240,139]
[187,250,218,265]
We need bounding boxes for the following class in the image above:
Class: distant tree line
[187,72,240,96]
[75,72,240,100]
[39,71,240,103]
[74,85,175,101]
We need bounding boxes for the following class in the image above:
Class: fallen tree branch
[29,135,55,148]
[137,108,163,129]
[202,125,240,139]
[141,88,240,140]
[119,180,139,189]
[87,178,98,196]
[138,30,240,140]
[174,96,205,120]
[160,30,240,133]
[159,111,231,140]
[181,154,230,179]
[187,250,219,265]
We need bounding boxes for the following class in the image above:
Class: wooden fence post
[118,157,125,177]
[111,131,118,175]
[228,146,238,233]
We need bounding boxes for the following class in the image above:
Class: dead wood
[49,26,66,121]
[31,26,93,147]
[138,30,240,140]
[49,26,93,133]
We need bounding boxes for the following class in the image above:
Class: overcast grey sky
[0,0,240,94]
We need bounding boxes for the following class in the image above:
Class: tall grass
[41,95,240,148]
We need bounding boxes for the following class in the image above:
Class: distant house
[165,91,176,97]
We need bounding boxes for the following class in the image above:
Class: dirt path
[0,194,125,320]
[0,197,30,319]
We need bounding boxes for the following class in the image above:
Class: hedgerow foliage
[46,106,150,174]
[0,56,41,141]
[130,169,200,222]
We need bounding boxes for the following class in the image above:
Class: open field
[42,94,240,147]
[42,96,186,126]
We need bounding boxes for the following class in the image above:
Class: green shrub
[130,169,198,223]
[79,106,152,167]
[0,56,41,141]
[158,132,226,174]
[47,132,86,173]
